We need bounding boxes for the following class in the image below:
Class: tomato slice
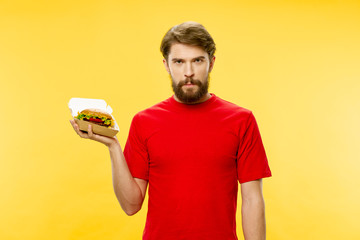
[89,117,103,123]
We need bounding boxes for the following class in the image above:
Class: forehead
[168,43,208,60]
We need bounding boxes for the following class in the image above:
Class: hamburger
[75,108,115,128]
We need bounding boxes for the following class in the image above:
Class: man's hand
[69,119,147,215]
[69,119,118,148]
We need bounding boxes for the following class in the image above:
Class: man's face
[163,43,215,104]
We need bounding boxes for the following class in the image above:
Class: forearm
[241,198,266,240]
[108,140,144,215]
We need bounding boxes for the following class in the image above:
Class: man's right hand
[69,119,147,215]
[69,119,118,148]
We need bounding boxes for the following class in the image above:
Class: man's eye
[195,59,203,62]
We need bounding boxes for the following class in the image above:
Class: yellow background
[1,0,359,239]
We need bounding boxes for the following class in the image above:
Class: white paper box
[68,98,119,137]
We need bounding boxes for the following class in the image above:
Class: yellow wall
[1,0,359,239]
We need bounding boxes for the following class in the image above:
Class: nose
[184,62,194,78]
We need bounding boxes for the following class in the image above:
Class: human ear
[163,59,171,74]
[209,56,216,73]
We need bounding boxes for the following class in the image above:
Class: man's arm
[108,141,148,215]
[241,179,266,240]
[70,120,148,216]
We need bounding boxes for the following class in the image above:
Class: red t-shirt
[124,93,271,240]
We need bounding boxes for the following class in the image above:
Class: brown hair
[160,21,216,61]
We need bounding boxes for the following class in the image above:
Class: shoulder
[214,95,253,118]
[132,97,172,122]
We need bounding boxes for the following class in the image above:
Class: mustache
[178,78,202,87]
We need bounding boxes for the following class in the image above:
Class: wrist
[108,137,121,150]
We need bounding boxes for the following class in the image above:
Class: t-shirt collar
[169,93,217,110]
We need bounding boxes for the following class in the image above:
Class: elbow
[123,204,142,216]
[125,209,139,216]
[242,197,265,209]
[115,188,145,216]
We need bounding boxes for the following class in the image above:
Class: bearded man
[70,21,272,240]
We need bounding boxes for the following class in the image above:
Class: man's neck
[173,92,212,105]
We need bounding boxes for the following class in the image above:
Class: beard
[171,75,209,104]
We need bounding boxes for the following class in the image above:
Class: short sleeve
[123,114,149,180]
[237,112,272,184]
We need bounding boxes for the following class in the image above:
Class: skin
[163,43,215,104]
[241,179,266,240]
[70,42,267,239]
[69,122,148,216]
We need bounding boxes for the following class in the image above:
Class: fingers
[87,124,94,139]
[87,124,104,142]
[70,119,105,143]
[70,119,90,139]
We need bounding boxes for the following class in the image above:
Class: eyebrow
[171,56,206,62]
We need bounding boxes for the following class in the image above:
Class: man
[70,21,271,240]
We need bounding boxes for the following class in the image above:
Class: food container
[68,98,119,137]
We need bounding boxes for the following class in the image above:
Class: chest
[145,113,240,175]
